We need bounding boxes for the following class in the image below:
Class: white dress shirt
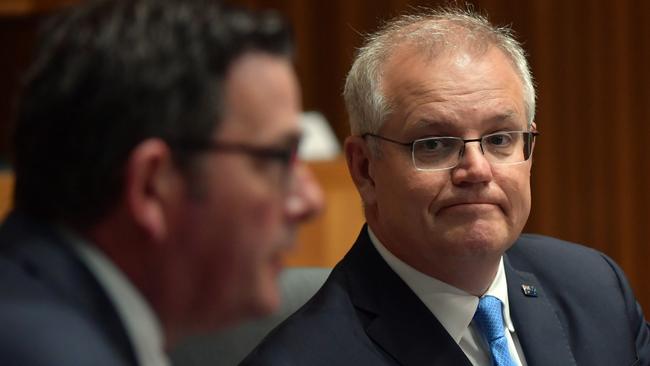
[368,228,527,366]
[65,230,171,366]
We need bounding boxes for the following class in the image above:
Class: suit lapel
[0,212,139,365]
[504,255,577,366]
[342,227,472,366]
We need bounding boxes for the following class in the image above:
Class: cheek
[235,193,284,248]
[376,171,448,232]
[189,197,280,306]
[181,181,278,272]
[498,167,532,224]
[408,174,449,217]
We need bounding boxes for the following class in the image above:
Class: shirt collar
[367,227,515,343]
[63,228,170,366]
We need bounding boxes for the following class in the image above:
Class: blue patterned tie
[473,296,517,366]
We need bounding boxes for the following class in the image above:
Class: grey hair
[343,7,536,135]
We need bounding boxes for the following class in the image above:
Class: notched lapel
[505,257,577,366]
[344,228,472,366]
[365,311,472,366]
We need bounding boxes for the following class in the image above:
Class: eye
[484,133,513,147]
[414,137,459,158]
[422,138,443,151]
[419,137,458,151]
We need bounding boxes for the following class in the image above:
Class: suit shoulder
[0,259,131,365]
[0,300,131,366]
[511,233,608,264]
[509,234,628,290]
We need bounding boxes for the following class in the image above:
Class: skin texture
[89,52,324,344]
[171,52,324,328]
[346,44,533,296]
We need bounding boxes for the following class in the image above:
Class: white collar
[64,229,170,366]
[368,227,516,344]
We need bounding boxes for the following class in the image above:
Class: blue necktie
[473,295,517,366]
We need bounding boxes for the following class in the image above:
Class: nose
[284,162,324,222]
[451,142,493,185]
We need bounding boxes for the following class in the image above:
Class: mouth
[269,231,298,271]
[280,229,298,252]
[445,201,498,208]
[438,202,502,215]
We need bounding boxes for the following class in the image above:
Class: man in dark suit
[0,0,323,365]
[243,7,650,366]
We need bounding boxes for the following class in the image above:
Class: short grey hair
[343,7,536,135]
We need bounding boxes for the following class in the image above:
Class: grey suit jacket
[242,226,650,366]
[0,211,138,366]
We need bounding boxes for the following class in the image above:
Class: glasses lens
[482,132,534,164]
[412,137,463,170]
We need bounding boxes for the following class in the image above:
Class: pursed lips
[437,199,504,214]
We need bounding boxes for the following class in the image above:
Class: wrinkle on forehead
[378,23,526,119]
[383,48,504,104]
[380,43,485,102]
[380,45,526,134]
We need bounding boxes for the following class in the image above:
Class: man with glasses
[244,7,650,366]
[0,0,322,365]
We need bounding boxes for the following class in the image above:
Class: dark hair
[12,0,293,226]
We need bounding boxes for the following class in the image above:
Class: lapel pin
[521,284,538,297]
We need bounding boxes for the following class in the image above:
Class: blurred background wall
[1,0,649,311]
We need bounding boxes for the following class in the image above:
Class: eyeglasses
[171,140,298,166]
[362,130,539,171]
[169,139,299,187]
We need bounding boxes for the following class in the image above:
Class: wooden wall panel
[0,171,13,221]
[0,0,79,16]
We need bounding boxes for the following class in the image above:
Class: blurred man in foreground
[0,0,322,364]
[243,7,650,365]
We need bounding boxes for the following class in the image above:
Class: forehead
[217,52,301,143]
[380,44,526,135]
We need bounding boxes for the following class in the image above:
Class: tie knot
[474,295,506,342]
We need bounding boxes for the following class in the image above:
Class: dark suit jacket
[243,226,650,366]
[0,211,138,366]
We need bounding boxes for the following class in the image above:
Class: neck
[423,256,501,296]
[368,223,502,296]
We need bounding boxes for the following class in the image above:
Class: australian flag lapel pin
[521,284,538,297]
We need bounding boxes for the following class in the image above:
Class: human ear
[124,138,180,242]
[344,136,376,206]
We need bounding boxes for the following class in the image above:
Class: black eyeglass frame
[168,139,299,167]
[362,130,540,171]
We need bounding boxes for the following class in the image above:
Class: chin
[443,223,511,256]
[246,286,282,320]
[211,290,280,331]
